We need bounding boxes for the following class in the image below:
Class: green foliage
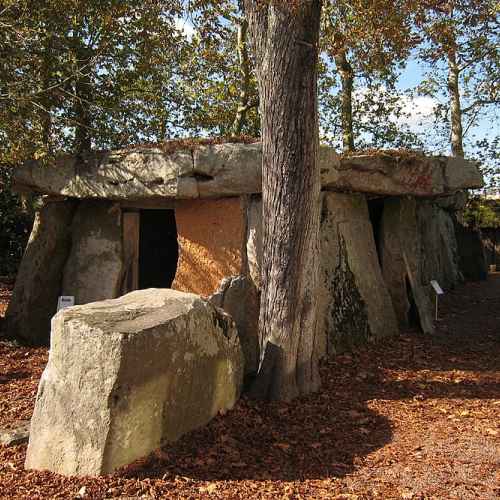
[414,0,499,157]
[463,197,500,229]
[0,167,33,276]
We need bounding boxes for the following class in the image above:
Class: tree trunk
[231,18,254,136]
[244,0,322,401]
[334,49,355,153]
[72,34,92,155]
[40,35,54,156]
[447,47,464,157]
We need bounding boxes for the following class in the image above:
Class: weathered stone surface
[444,157,483,193]
[210,275,260,375]
[0,420,30,446]
[317,193,399,355]
[380,198,411,327]
[455,223,488,281]
[61,200,123,305]
[435,190,468,211]
[327,154,483,197]
[25,289,243,476]
[4,200,77,345]
[418,201,462,292]
[380,198,435,333]
[13,144,482,200]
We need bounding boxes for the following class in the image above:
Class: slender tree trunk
[72,34,92,155]
[244,0,322,401]
[334,49,355,153]
[40,61,53,155]
[447,47,464,157]
[231,18,253,136]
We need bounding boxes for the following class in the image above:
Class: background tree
[416,0,499,158]
[320,0,418,152]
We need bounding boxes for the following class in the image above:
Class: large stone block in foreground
[25,289,244,477]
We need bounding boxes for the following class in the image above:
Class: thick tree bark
[447,47,464,158]
[334,49,355,153]
[244,0,322,401]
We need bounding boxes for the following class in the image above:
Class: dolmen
[5,142,483,359]
[6,141,484,476]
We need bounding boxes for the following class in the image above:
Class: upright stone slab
[418,201,462,292]
[380,198,434,333]
[317,193,399,355]
[62,200,123,304]
[25,289,244,477]
[210,275,260,376]
[379,198,411,327]
[4,200,77,345]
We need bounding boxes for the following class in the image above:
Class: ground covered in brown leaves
[0,276,499,499]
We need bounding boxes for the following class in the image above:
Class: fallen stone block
[0,420,30,446]
[25,289,244,476]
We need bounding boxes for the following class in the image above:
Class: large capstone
[13,144,482,200]
[25,289,244,477]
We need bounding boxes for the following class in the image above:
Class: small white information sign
[57,296,75,311]
[430,280,444,295]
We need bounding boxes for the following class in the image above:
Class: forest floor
[0,276,499,499]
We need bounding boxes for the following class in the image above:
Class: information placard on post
[430,280,444,321]
[430,280,444,295]
[57,296,75,311]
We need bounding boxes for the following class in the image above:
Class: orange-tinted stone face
[172,198,245,297]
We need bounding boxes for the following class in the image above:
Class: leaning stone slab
[4,200,77,345]
[317,193,399,355]
[25,289,244,477]
[380,198,435,333]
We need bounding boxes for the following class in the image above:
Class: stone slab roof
[13,142,483,200]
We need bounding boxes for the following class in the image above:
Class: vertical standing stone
[4,200,77,345]
[62,200,123,304]
[317,193,399,356]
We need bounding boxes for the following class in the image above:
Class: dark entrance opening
[405,275,421,328]
[139,209,179,289]
[368,197,385,266]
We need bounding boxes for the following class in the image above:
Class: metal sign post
[430,280,444,320]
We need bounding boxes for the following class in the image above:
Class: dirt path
[0,277,499,499]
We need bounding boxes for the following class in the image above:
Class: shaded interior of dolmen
[138,209,179,290]
[367,197,385,267]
